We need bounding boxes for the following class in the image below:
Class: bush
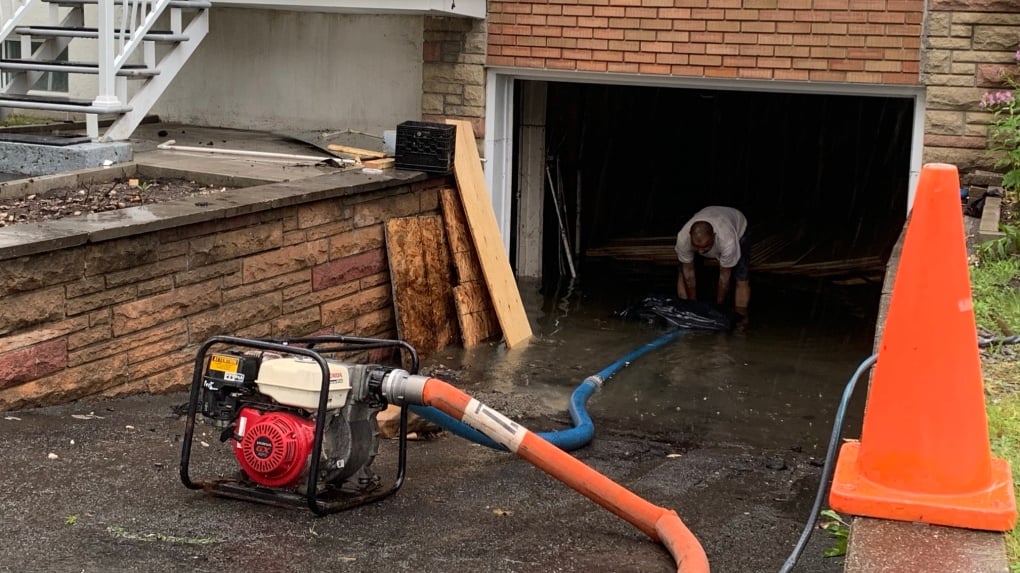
[980,47,1020,199]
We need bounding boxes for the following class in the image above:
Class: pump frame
[180,334,418,516]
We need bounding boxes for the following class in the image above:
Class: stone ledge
[846,518,1009,573]
[0,167,426,260]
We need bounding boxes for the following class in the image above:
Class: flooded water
[424,265,880,457]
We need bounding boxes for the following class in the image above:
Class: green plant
[137,180,151,192]
[976,224,1020,262]
[981,47,1020,199]
[819,509,850,558]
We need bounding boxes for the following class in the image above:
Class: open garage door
[493,77,922,308]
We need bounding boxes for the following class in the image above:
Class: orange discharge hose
[418,377,710,573]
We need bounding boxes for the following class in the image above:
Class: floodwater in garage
[422,267,879,457]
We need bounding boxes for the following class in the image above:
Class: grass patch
[0,114,55,128]
[971,256,1020,337]
[986,359,1020,573]
[973,247,1020,571]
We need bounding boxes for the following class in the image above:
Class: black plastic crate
[395,121,456,174]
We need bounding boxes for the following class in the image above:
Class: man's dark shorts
[733,231,750,282]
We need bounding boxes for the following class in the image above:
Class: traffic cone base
[830,441,1017,531]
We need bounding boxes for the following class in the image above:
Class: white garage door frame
[484,67,926,276]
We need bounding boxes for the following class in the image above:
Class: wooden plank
[326,144,387,159]
[439,186,498,347]
[384,215,459,361]
[445,119,533,348]
[362,157,395,169]
[454,282,500,348]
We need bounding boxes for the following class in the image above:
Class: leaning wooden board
[445,119,532,349]
[384,215,459,361]
[439,186,500,347]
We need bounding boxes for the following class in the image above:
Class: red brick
[579,39,610,50]
[517,14,547,26]
[608,17,641,29]
[563,48,594,60]
[548,15,578,26]
[532,25,562,36]
[592,50,624,62]
[594,6,626,17]
[518,56,550,67]
[593,28,625,40]
[563,5,594,16]
[737,68,775,79]
[578,60,609,72]
[658,8,692,18]
[625,51,657,63]
[547,59,579,70]
[640,18,673,30]
[625,29,658,41]
[671,65,705,75]
[690,54,723,66]
[578,16,609,28]
[0,338,67,390]
[313,249,387,291]
[705,67,740,77]
[656,53,690,64]
[487,55,516,66]
[708,20,741,32]
[708,43,742,55]
[639,63,672,74]
[533,47,563,58]
[607,62,641,73]
[774,68,811,80]
[609,40,641,51]
[533,4,563,15]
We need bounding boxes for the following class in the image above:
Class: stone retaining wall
[0,170,444,410]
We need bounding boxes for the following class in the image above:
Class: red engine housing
[233,407,315,488]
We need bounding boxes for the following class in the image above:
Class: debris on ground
[0,178,231,227]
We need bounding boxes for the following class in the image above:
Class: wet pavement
[0,267,880,573]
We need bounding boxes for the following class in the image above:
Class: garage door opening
[510,80,915,323]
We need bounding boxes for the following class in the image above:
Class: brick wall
[422,16,488,146]
[486,0,922,84]
[0,177,446,410]
[922,0,1020,171]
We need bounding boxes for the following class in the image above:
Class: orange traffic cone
[828,163,1016,531]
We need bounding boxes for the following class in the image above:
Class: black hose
[978,335,1020,348]
[777,354,877,573]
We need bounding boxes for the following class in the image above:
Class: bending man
[674,205,750,318]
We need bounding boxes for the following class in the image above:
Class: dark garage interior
[522,81,915,318]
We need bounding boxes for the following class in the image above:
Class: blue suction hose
[409,328,689,451]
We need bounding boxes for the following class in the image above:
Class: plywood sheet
[445,119,532,348]
[384,215,458,360]
[440,186,499,348]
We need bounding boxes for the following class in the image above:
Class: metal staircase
[0,0,209,141]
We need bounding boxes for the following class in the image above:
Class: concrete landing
[0,139,132,177]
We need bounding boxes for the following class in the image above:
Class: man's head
[690,221,715,255]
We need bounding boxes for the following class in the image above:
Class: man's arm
[678,262,697,300]
[717,266,732,305]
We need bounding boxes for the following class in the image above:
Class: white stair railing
[94,0,171,108]
[0,0,37,46]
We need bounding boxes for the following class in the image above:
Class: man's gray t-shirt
[674,206,747,268]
